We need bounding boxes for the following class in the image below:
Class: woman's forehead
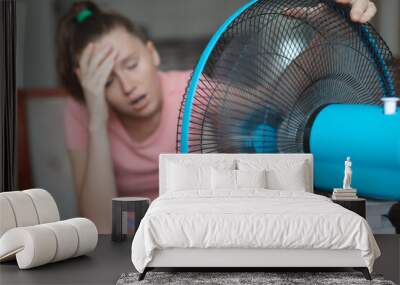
[96,28,144,52]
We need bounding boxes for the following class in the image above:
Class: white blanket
[131,190,380,273]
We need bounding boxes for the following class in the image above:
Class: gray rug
[116,271,396,285]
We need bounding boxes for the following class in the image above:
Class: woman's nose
[119,74,135,95]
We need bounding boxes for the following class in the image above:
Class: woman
[57,0,377,233]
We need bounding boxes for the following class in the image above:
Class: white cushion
[238,159,309,191]
[167,163,212,191]
[166,158,236,192]
[160,154,313,195]
[160,155,239,194]
[266,165,307,191]
[211,169,267,190]
[211,168,237,190]
[236,169,267,189]
[166,157,236,170]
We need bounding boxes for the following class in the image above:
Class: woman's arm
[68,125,116,234]
[68,43,118,233]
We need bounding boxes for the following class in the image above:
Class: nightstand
[112,197,150,242]
[332,198,366,218]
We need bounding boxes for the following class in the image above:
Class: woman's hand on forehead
[79,43,117,73]
[76,42,118,124]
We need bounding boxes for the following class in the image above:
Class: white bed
[131,154,380,280]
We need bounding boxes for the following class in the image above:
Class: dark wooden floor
[0,235,133,284]
[0,235,398,284]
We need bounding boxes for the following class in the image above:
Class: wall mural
[13,1,400,234]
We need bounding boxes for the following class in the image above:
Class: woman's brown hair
[56,1,149,102]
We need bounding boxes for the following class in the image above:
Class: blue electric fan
[177,0,400,200]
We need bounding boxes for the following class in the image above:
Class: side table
[112,197,150,242]
[332,198,366,218]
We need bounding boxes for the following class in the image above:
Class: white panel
[148,248,365,267]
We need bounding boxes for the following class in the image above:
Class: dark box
[112,197,150,242]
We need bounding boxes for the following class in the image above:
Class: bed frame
[141,248,370,280]
[138,154,371,280]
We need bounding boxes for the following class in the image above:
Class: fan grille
[177,0,400,153]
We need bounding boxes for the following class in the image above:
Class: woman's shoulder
[64,95,89,124]
[161,69,192,79]
[65,96,86,112]
[160,70,192,91]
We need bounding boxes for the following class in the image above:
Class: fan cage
[177,0,400,154]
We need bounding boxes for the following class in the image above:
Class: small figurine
[342,156,352,189]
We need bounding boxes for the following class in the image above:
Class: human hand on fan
[337,0,376,23]
[286,0,377,23]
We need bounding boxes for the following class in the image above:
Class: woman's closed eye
[127,62,138,70]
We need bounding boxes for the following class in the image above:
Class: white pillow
[166,158,236,170]
[167,162,211,191]
[238,159,309,192]
[211,169,267,190]
[211,168,236,190]
[236,169,267,189]
[266,165,307,191]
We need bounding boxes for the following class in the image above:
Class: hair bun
[71,1,101,19]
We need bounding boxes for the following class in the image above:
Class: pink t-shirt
[64,71,191,200]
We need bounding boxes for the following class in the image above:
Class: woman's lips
[129,94,148,110]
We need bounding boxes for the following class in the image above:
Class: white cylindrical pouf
[0,226,57,269]
[42,221,79,262]
[63,218,98,257]
[0,196,17,237]
[0,220,97,269]
[23,189,60,223]
[0,192,39,227]
[0,189,98,269]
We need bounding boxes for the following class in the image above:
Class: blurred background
[16,0,399,232]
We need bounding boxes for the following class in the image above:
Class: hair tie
[75,9,92,23]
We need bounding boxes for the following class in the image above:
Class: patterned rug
[116,271,396,285]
